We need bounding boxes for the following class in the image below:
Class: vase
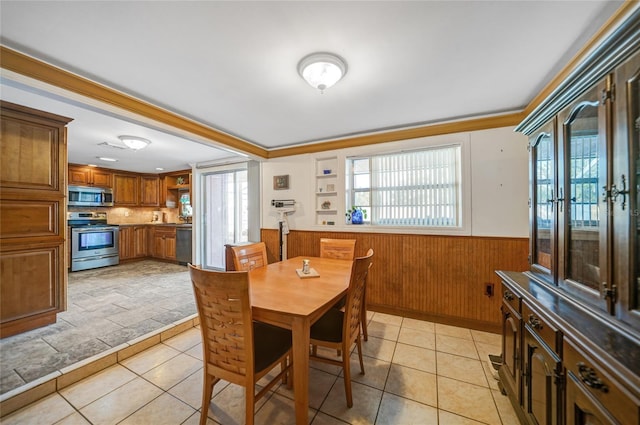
[351,209,364,224]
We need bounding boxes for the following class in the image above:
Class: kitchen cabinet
[0,101,72,338]
[163,170,191,210]
[139,175,160,207]
[118,226,133,260]
[68,164,113,188]
[119,225,149,261]
[499,285,523,417]
[151,226,176,261]
[133,226,148,258]
[113,173,139,206]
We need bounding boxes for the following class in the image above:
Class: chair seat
[310,308,344,343]
[254,322,292,372]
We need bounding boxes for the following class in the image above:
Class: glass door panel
[531,122,556,277]
[560,81,609,310]
[629,67,640,315]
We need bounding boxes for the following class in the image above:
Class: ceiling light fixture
[119,135,151,150]
[298,52,347,93]
[97,156,118,162]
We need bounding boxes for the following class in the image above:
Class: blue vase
[351,209,364,224]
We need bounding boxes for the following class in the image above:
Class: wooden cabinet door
[68,165,91,186]
[118,227,133,260]
[90,170,113,188]
[524,327,561,425]
[133,226,148,258]
[501,301,521,404]
[164,234,176,260]
[140,176,159,206]
[114,174,139,206]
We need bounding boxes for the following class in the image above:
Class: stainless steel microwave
[68,185,114,207]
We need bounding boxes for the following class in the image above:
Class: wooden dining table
[248,256,353,424]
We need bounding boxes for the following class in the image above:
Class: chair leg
[246,386,255,425]
[356,335,365,375]
[361,302,368,341]
[342,343,353,408]
[200,372,215,425]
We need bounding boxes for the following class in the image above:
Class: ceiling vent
[98,142,127,150]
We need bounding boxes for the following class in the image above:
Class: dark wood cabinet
[501,12,640,424]
[68,164,112,188]
[0,101,72,338]
[500,286,523,412]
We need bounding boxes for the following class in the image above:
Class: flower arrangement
[346,206,367,224]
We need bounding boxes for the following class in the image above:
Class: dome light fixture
[298,52,347,93]
[119,135,151,150]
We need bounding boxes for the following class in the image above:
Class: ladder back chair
[189,265,292,425]
[309,249,374,407]
[231,241,268,271]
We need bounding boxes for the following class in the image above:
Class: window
[346,145,462,227]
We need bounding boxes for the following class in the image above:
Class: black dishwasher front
[176,227,192,264]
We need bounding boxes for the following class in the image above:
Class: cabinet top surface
[497,270,640,380]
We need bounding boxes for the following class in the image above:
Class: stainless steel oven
[68,212,119,271]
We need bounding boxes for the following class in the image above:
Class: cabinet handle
[577,362,609,393]
[528,314,543,330]
[503,291,514,301]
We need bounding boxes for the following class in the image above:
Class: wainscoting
[261,229,529,332]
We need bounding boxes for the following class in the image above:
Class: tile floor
[2,312,519,424]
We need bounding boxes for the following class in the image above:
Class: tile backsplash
[67,207,182,224]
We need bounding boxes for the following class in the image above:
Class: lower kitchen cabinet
[119,226,134,260]
[151,226,176,261]
[133,226,148,257]
[119,225,149,261]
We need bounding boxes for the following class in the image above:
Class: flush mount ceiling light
[119,135,151,150]
[298,52,347,93]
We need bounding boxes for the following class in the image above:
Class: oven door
[71,226,119,271]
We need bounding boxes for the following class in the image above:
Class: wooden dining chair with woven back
[309,249,374,408]
[189,265,292,425]
[231,241,268,271]
[319,238,369,341]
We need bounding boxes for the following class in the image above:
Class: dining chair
[320,238,356,260]
[319,238,369,341]
[231,241,268,271]
[189,265,292,425]
[309,249,374,408]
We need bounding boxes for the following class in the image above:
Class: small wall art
[326,183,335,192]
[273,175,289,190]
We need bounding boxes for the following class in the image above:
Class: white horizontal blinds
[370,145,461,226]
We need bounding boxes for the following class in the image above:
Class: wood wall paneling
[262,229,529,331]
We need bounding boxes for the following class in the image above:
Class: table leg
[291,317,310,424]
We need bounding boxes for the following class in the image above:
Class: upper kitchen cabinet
[0,101,72,337]
[113,173,138,206]
[163,170,191,214]
[139,175,160,207]
[68,164,113,188]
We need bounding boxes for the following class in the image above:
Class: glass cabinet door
[530,121,556,278]
[631,68,640,320]
[559,80,610,312]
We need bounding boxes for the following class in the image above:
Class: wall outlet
[484,283,494,297]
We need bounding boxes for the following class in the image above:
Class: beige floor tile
[118,392,195,425]
[142,352,202,390]
[435,323,473,340]
[168,368,229,409]
[437,376,501,425]
[59,364,137,409]
[400,317,436,332]
[436,352,488,387]
[384,364,437,407]
[163,327,202,352]
[55,411,92,424]
[2,393,76,425]
[377,392,438,424]
[185,342,203,360]
[370,312,403,326]
[320,380,382,425]
[366,321,401,341]
[398,326,436,350]
[255,391,316,424]
[119,343,181,376]
[277,367,337,409]
[392,343,436,374]
[361,336,397,362]
[492,388,520,424]
[481,359,501,391]
[438,409,486,424]
[436,334,479,359]
[471,329,501,346]
[79,377,163,425]
[474,340,501,362]
[206,383,270,424]
[347,352,391,391]
[311,411,351,424]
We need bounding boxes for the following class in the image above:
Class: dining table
[248,255,354,425]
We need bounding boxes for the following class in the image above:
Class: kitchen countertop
[115,223,192,227]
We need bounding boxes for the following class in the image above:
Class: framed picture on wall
[273,175,289,190]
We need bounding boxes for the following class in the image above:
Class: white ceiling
[0,1,624,173]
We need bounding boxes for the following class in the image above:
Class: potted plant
[346,206,367,224]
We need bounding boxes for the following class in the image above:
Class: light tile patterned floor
[3,312,519,424]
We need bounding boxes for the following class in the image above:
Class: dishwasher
[175,227,193,265]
